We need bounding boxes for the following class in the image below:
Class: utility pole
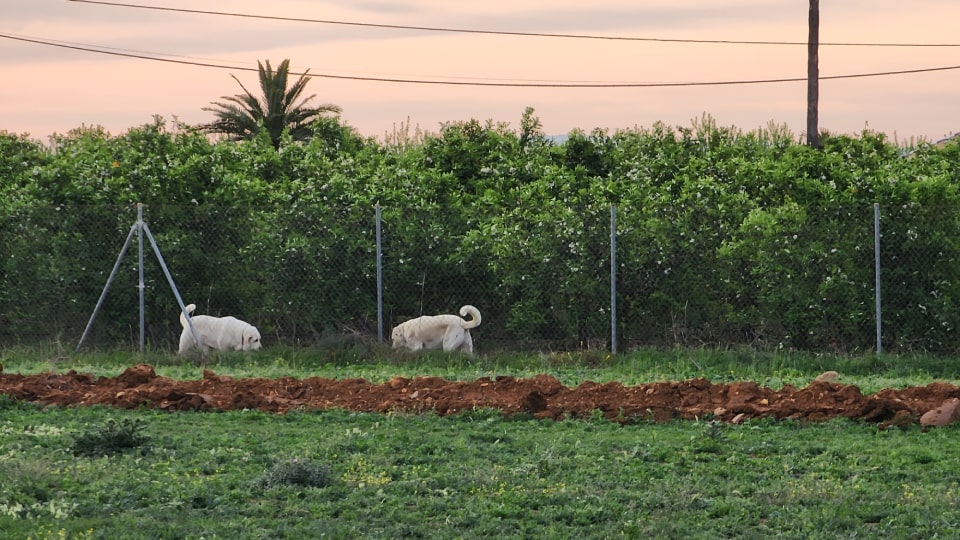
[807,0,821,148]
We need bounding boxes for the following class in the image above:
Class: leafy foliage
[2,112,960,353]
[252,457,334,490]
[69,417,150,457]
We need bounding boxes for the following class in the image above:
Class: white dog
[391,305,481,355]
[178,303,262,354]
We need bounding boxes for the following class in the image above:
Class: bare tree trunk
[807,0,821,148]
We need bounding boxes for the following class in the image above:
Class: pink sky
[2,0,958,144]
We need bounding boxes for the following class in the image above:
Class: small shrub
[252,458,334,490]
[69,417,150,457]
[0,393,39,411]
[691,419,726,454]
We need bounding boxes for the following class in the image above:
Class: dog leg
[177,330,193,355]
[443,329,472,355]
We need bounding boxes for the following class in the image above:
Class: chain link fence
[1,202,957,355]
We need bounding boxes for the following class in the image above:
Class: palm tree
[201,59,342,149]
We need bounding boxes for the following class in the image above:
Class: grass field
[2,346,960,538]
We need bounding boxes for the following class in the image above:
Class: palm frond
[201,58,342,149]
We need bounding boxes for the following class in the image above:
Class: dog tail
[459,305,481,329]
[179,303,197,327]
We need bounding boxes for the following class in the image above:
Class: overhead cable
[3,32,960,88]
[67,0,960,48]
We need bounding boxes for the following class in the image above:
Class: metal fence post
[610,204,618,354]
[137,203,146,351]
[77,204,200,352]
[874,202,882,354]
[376,204,384,343]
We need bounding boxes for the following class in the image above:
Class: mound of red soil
[2,364,959,427]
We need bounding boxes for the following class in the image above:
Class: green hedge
[1,116,958,353]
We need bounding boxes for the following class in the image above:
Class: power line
[68,0,960,48]
[0,32,624,85]
[0,32,237,65]
[3,32,960,88]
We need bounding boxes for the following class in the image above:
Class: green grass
[2,346,960,538]
[3,343,956,393]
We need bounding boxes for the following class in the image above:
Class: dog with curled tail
[391,305,481,355]
[178,303,262,354]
